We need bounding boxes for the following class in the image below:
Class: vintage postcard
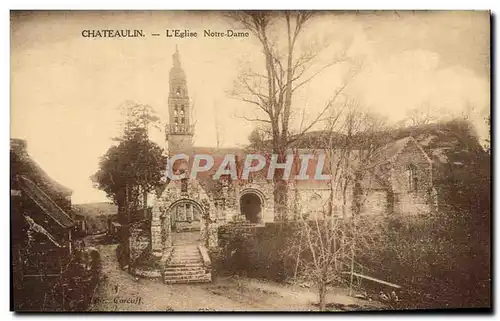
[10,10,491,312]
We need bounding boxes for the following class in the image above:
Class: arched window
[172,201,201,223]
[309,193,324,216]
[408,164,418,192]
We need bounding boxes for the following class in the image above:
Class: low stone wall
[128,220,151,265]
[198,245,212,270]
[130,266,162,279]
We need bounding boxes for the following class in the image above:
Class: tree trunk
[349,246,355,296]
[274,180,288,221]
[125,183,130,223]
[273,148,289,221]
[319,282,327,311]
[349,216,356,296]
[143,187,148,220]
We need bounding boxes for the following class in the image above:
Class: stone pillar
[163,211,172,250]
[200,199,216,248]
[151,203,163,256]
[200,218,207,246]
[207,221,218,249]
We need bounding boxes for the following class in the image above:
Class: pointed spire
[172,45,181,68]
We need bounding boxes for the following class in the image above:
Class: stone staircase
[162,245,212,284]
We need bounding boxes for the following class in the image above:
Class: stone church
[131,47,438,282]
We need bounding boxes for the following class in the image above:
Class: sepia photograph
[9,10,491,312]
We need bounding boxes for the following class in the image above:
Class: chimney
[10,138,27,155]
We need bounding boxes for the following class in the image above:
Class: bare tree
[287,99,388,310]
[404,100,441,127]
[228,11,354,221]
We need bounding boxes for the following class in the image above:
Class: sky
[10,11,490,204]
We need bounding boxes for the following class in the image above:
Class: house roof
[365,136,432,169]
[11,139,72,198]
[24,215,63,247]
[366,137,413,169]
[167,135,432,195]
[18,175,74,228]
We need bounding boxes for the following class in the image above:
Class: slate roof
[18,175,74,228]
[366,137,413,169]
[366,136,432,169]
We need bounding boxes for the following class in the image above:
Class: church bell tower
[166,46,194,155]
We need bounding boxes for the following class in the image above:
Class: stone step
[173,246,199,250]
[164,273,211,281]
[163,277,211,284]
[171,252,201,257]
[169,262,203,267]
[161,244,211,284]
[171,257,201,262]
[164,269,207,276]
[172,252,200,256]
[170,258,203,263]
[174,246,198,251]
[172,252,200,257]
[164,274,210,281]
[171,255,201,259]
[171,251,200,255]
[163,264,205,271]
[163,271,209,278]
[166,262,205,268]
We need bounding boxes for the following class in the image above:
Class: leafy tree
[91,102,166,224]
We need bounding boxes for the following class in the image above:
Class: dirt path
[89,244,377,311]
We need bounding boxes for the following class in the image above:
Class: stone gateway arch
[151,178,217,257]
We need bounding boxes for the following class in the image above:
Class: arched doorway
[168,199,203,246]
[240,193,262,223]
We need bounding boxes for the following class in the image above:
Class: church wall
[395,192,431,216]
[128,220,150,265]
[168,135,194,155]
[361,190,388,216]
[390,142,433,215]
[290,187,330,219]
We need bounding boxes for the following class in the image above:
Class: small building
[72,202,118,236]
[11,138,77,311]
